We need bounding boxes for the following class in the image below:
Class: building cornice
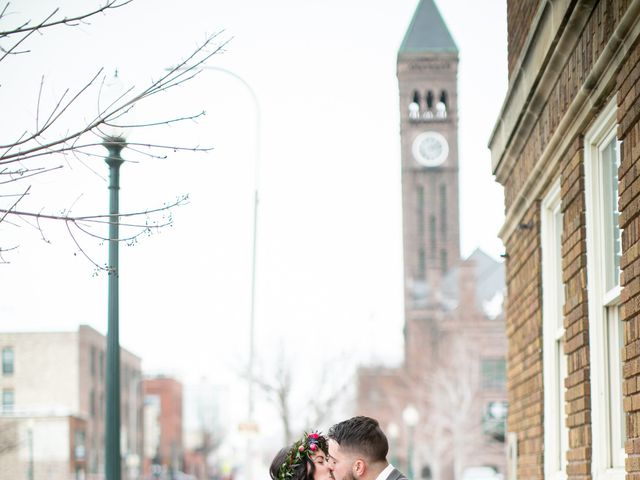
[496,0,640,243]
[489,0,585,179]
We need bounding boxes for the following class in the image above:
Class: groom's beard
[343,470,357,480]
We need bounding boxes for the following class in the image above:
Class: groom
[328,416,408,480]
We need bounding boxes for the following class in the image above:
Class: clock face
[412,131,449,167]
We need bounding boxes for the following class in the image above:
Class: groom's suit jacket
[385,468,408,480]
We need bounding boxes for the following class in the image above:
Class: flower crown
[277,432,328,480]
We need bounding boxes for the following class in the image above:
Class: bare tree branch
[0,1,230,266]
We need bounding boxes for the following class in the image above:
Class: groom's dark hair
[328,416,388,462]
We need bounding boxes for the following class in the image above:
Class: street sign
[238,421,260,433]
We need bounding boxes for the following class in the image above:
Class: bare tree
[0,1,228,266]
[252,348,355,445]
[402,335,488,480]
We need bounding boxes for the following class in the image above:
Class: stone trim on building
[490,1,640,480]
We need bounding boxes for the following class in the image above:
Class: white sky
[0,0,507,443]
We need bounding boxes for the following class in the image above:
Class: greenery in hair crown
[277,432,328,480]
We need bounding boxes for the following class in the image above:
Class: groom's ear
[353,459,365,478]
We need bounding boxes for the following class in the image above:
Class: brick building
[356,2,507,480]
[0,325,143,480]
[488,1,640,479]
[143,376,184,477]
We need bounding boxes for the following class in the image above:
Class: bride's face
[310,451,333,480]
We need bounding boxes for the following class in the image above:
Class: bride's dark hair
[269,446,316,480]
[269,432,328,480]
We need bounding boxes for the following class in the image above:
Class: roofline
[398,0,459,54]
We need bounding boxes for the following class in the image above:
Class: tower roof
[399,0,458,54]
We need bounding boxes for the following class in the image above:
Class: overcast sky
[0,0,508,445]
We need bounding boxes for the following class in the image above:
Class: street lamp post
[198,66,261,480]
[402,404,419,480]
[387,422,399,467]
[167,64,261,480]
[104,134,126,480]
[27,419,34,480]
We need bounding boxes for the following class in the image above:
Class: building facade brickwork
[142,376,184,477]
[489,1,640,479]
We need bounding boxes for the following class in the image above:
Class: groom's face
[328,439,357,480]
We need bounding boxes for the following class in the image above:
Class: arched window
[426,90,434,109]
[435,90,448,118]
[409,90,421,119]
[440,90,448,107]
[423,90,435,119]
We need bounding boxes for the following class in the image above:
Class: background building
[357,2,507,480]
[143,376,184,478]
[0,325,143,480]
[489,1,640,479]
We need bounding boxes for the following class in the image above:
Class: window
[410,91,421,120]
[417,186,425,239]
[90,390,95,417]
[2,389,14,412]
[90,346,96,377]
[542,181,568,480]
[429,215,436,258]
[2,347,14,375]
[585,98,625,478]
[426,90,434,109]
[481,358,506,390]
[439,185,447,238]
[418,248,426,279]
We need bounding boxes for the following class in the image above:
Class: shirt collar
[374,463,395,480]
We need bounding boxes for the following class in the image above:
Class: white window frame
[585,97,625,480]
[542,180,568,480]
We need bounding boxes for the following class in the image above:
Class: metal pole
[28,423,34,480]
[200,67,260,480]
[407,426,414,480]
[105,139,124,480]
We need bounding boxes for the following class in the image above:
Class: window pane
[2,389,14,412]
[481,358,506,389]
[603,138,621,291]
[606,306,625,468]
[2,347,14,375]
[556,339,568,468]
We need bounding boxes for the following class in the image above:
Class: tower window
[439,185,447,238]
[424,90,435,120]
[417,186,425,239]
[440,249,448,272]
[436,90,448,118]
[439,90,448,106]
[430,215,436,258]
[418,248,426,279]
[409,91,421,119]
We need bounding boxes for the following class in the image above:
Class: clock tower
[397,0,459,312]
[356,4,507,476]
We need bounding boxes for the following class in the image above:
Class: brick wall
[506,0,542,77]
[560,138,592,479]
[618,34,640,477]
[496,1,640,479]
[503,202,543,480]
[503,1,630,212]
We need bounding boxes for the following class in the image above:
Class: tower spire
[399,0,458,55]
